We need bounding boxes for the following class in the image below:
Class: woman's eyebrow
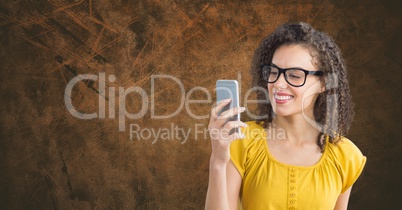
[271,63,307,70]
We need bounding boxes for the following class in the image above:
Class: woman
[205,22,366,210]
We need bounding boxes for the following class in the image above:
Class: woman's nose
[274,73,288,89]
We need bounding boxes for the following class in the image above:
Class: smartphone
[216,80,240,134]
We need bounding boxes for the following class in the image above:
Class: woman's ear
[321,84,325,93]
[320,78,326,93]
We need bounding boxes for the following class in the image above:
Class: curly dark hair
[251,22,354,152]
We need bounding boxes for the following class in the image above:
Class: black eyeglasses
[261,63,323,87]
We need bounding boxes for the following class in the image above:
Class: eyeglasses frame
[261,63,324,87]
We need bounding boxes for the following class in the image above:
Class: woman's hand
[205,99,245,210]
[208,99,247,165]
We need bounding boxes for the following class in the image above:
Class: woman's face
[268,44,324,118]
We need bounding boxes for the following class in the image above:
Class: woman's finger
[210,99,232,120]
[209,132,237,149]
[217,107,245,120]
[227,130,245,142]
[223,121,247,131]
[210,107,246,131]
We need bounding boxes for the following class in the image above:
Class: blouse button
[290,200,296,205]
[290,174,295,177]
[290,179,295,183]
[290,193,296,197]
[290,186,295,190]
[291,168,296,172]
[289,207,296,210]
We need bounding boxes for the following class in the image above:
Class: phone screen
[216,80,240,134]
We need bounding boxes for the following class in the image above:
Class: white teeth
[275,95,293,100]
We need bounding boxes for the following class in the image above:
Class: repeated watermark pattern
[64,72,338,142]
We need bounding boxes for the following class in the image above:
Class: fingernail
[240,107,246,112]
[223,98,231,102]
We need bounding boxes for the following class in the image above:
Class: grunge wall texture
[0,0,401,209]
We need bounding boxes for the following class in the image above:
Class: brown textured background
[0,0,401,209]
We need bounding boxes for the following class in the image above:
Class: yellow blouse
[230,121,367,210]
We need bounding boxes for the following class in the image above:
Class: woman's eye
[289,74,301,79]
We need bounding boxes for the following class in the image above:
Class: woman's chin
[272,110,293,118]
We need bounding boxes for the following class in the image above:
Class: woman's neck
[271,114,321,146]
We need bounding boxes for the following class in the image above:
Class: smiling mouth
[274,94,294,100]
